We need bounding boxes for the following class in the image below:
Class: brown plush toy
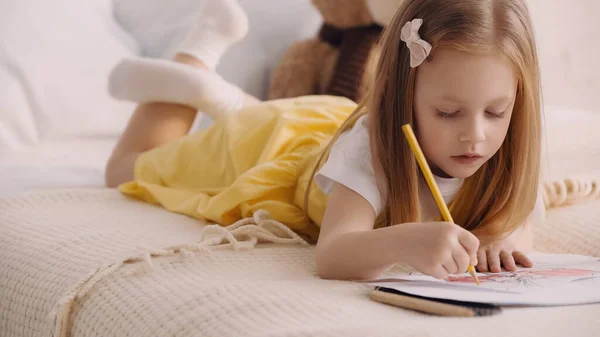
[268,0,404,102]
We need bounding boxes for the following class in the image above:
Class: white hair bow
[400,18,432,68]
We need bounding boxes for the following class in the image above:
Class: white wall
[528,0,600,112]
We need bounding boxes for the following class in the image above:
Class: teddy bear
[268,0,404,103]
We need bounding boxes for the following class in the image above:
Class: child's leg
[105,0,259,187]
[105,55,199,187]
[109,55,260,120]
[109,0,260,120]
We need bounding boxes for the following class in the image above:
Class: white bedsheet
[0,140,116,197]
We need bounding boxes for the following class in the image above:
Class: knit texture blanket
[1,188,599,337]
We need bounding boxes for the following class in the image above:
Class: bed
[1,0,599,336]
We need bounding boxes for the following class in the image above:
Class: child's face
[413,48,517,179]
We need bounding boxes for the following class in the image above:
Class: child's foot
[108,57,246,120]
[175,0,249,70]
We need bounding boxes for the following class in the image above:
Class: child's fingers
[500,250,517,271]
[476,250,488,272]
[430,265,449,280]
[458,230,480,255]
[513,251,533,268]
[452,248,470,274]
[487,250,502,273]
[444,253,459,275]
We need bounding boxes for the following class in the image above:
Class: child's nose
[458,118,486,143]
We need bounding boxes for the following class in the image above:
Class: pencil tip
[467,265,479,285]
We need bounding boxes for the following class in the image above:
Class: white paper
[364,253,600,306]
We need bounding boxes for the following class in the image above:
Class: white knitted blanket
[1,188,599,337]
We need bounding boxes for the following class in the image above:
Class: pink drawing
[446,268,598,288]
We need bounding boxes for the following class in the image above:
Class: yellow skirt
[119,95,358,242]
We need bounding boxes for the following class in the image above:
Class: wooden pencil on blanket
[401,123,480,285]
[369,287,502,317]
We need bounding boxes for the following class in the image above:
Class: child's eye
[436,110,458,118]
[486,110,506,118]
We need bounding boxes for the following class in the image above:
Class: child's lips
[451,154,482,164]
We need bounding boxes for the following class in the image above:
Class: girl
[106,0,545,281]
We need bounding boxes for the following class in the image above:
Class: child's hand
[476,236,533,273]
[399,222,480,280]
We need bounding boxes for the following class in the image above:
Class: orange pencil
[401,123,479,285]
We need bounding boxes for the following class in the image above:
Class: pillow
[0,55,38,150]
[0,0,140,150]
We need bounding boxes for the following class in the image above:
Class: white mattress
[0,140,116,197]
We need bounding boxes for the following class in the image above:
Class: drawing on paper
[366,255,600,306]
[368,257,600,292]
[446,268,599,289]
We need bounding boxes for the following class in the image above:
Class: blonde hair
[306,0,542,244]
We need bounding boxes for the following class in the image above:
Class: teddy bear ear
[311,0,374,29]
[365,0,405,27]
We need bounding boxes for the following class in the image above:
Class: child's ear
[365,0,404,27]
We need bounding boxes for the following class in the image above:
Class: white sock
[108,57,246,119]
[175,0,249,70]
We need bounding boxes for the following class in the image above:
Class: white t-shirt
[314,115,545,224]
